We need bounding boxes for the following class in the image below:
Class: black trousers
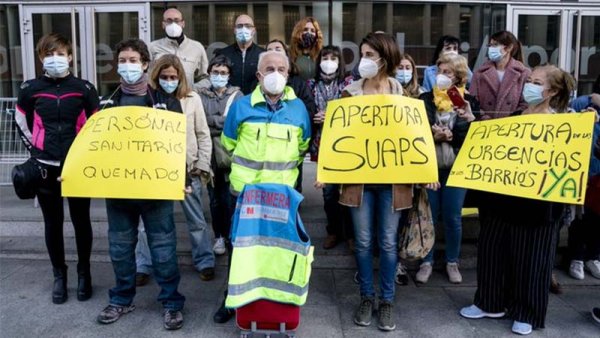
[36,164,92,271]
[474,211,558,329]
[568,208,600,261]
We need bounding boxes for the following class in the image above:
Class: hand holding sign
[61,106,187,200]
[316,94,438,184]
[447,112,595,204]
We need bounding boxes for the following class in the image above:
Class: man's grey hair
[257,51,289,72]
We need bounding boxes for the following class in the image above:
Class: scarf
[433,85,465,113]
[319,71,337,84]
[314,78,342,112]
[120,73,149,96]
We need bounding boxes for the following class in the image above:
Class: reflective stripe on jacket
[226,183,314,308]
[221,86,311,193]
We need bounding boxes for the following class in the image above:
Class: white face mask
[118,62,144,84]
[165,22,183,38]
[443,50,458,56]
[436,74,453,90]
[320,60,339,75]
[235,27,253,44]
[261,71,287,95]
[395,69,412,85]
[358,57,381,79]
[43,55,70,77]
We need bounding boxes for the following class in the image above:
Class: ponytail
[540,64,575,112]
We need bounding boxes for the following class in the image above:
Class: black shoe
[593,307,600,324]
[52,267,68,304]
[164,309,184,330]
[199,267,215,281]
[213,302,234,323]
[135,272,150,287]
[77,269,92,301]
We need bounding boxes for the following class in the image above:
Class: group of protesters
[15,6,600,335]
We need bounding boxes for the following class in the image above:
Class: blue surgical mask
[487,46,504,63]
[210,74,229,89]
[118,63,144,84]
[395,69,412,85]
[235,27,253,44]
[522,83,546,105]
[43,55,70,77]
[159,79,179,94]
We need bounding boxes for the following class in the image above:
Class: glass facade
[1,1,599,97]
[0,5,21,98]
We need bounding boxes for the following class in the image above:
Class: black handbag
[11,158,47,199]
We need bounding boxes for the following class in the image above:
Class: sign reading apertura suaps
[61,106,187,200]
[447,112,596,204]
[316,94,438,183]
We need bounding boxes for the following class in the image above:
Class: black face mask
[300,32,316,49]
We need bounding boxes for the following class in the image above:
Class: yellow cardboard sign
[317,94,438,183]
[61,106,187,200]
[447,112,595,204]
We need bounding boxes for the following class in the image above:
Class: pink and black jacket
[15,74,99,163]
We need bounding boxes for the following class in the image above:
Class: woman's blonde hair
[149,54,190,100]
[437,54,469,87]
[537,64,576,112]
[290,17,323,61]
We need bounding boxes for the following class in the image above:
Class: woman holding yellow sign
[337,32,406,332]
[460,64,576,335]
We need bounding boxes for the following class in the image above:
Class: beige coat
[180,91,211,173]
[339,77,413,211]
[150,36,208,86]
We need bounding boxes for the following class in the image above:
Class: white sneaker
[415,262,432,284]
[569,260,585,280]
[213,237,226,256]
[459,304,505,319]
[585,260,600,279]
[446,262,463,284]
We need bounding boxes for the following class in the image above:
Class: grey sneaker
[415,262,432,284]
[164,309,184,330]
[354,297,374,326]
[97,304,135,324]
[447,262,463,284]
[377,301,396,331]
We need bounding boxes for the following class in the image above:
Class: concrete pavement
[1,161,599,337]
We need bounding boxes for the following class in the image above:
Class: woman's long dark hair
[315,45,346,82]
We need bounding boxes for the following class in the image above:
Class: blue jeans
[424,169,466,264]
[106,198,185,310]
[136,177,214,273]
[350,185,401,302]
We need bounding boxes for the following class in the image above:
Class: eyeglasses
[211,70,229,76]
[164,19,183,24]
[235,23,254,29]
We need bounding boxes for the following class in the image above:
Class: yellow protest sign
[61,106,187,200]
[317,94,438,183]
[447,112,595,204]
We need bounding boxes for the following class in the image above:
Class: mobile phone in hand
[447,86,466,108]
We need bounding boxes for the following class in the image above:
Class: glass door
[508,8,563,70]
[21,4,149,88]
[21,6,85,79]
[571,10,600,96]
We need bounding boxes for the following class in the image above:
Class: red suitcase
[236,300,300,338]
